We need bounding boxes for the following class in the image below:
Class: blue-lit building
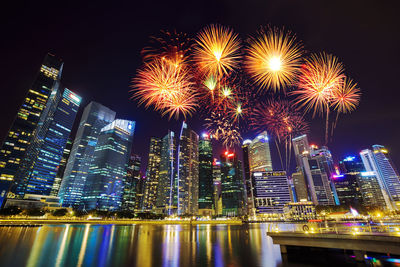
[252,171,291,214]
[11,88,81,197]
[58,102,116,208]
[0,54,63,206]
[82,119,135,211]
[121,154,143,211]
[220,151,245,217]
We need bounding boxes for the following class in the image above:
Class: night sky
[1,1,399,172]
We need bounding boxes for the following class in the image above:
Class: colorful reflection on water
[0,223,281,267]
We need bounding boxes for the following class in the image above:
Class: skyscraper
[213,158,222,215]
[156,131,176,215]
[0,54,63,206]
[176,122,199,215]
[242,139,253,215]
[58,102,116,207]
[122,154,142,211]
[51,138,73,196]
[292,169,308,202]
[82,119,135,211]
[143,137,161,211]
[12,88,81,197]
[292,135,337,206]
[198,133,213,216]
[360,145,400,209]
[220,151,245,217]
[251,171,291,214]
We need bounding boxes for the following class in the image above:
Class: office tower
[292,135,337,206]
[242,139,253,215]
[122,154,142,211]
[12,88,81,197]
[82,119,135,211]
[143,137,161,211]
[252,171,291,214]
[292,169,308,202]
[213,158,222,215]
[248,132,273,172]
[243,132,274,215]
[0,54,63,206]
[358,171,387,209]
[220,151,245,217]
[332,174,363,206]
[50,138,73,196]
[198,133,213,215]
[156,131,176,215]
[360,145,400,209]
[58,102,116,207]
[176,122,199,215]
[339,156,365,173]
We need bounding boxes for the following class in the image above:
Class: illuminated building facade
[176,122,199,215]
[122,154,142,211]
[213,158,222,215]
[12,88,81,197]
[156,131,176,215]
[283,202,316,221]
[198,133,213,215]
[220,151,245,216]
[50,138,72,196]
[251,171,291,214]
[242,139,253,215]
[143,137,161,211]
[82,119,135,211]
[248,132,273,172]
[0,54,63,206]
[360,145,400,209]
[59,102,116,207]
[358,171,387,209]
[292,169,308,202]
[292,135,337,206]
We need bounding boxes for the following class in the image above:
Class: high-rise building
[358,171,387,209]
[82,119,135,211]
[198,133,213,215]
[58,102,116,207]
[251,171,291,214]
[176,122,199,215]
[213,158,222,215]
[360,145,400,209]
[12,88,81,197]
[0,54,63,206]
[156,131,176,215]
[50,138,73,196]
[143,137,161,211]
[220,151,245,217]
[122,154,142,211]
[244,132,274,215]
[292,135,337,206]
[292,169,308,202]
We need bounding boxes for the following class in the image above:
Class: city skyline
[1,1,399,173]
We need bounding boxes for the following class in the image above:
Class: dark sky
[1,0,400,172]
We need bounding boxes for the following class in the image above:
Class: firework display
[245,27,303,93]
[131,25,361,148]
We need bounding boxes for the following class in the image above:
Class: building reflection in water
[0,223,285,267]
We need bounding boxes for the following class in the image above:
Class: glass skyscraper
[360,145,400,210]
[292,135,337,206]
[82,119,135,211]
[220,151,245,217]
[0,54,63,206]
[58,102,116,207]
[143,137,161,211]
[198,133,214,215]
[156,131,175,215]
[51,138,73,196]
[121,154,142,211]
[176,122,199,215]
[12,88,81,197]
